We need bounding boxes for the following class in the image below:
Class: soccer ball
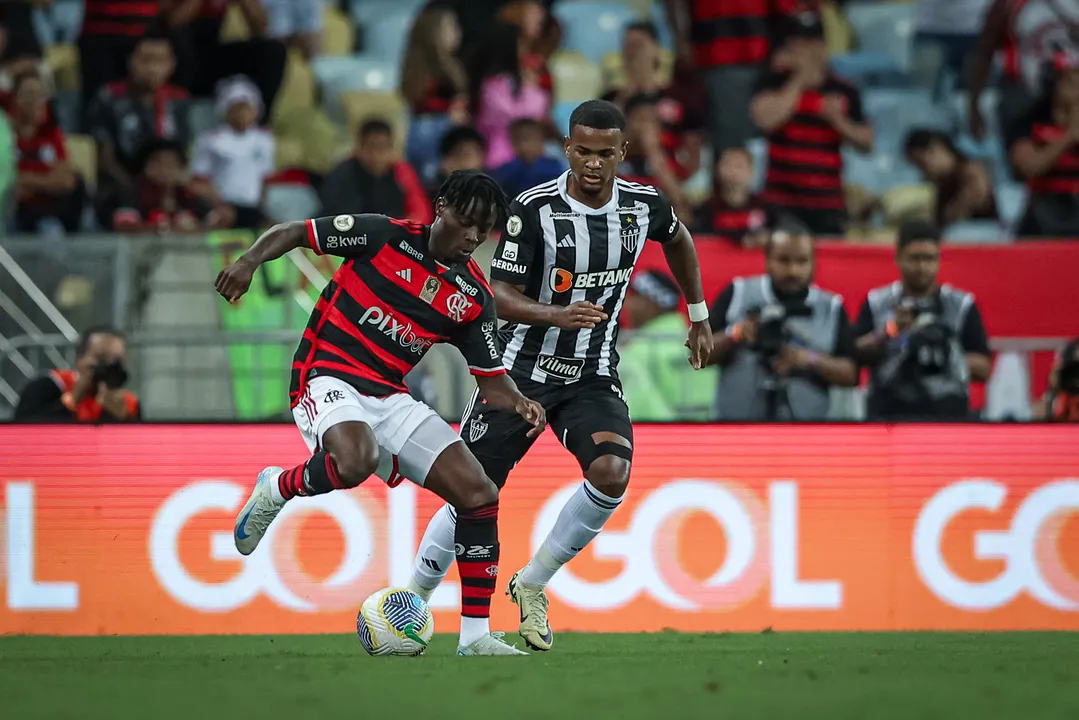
[356,587,434,656]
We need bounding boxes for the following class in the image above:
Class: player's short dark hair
[76,325,126,357]
[359,118,393,141]
[897,219,941,249]
[568,99,626,134]
[625,21,659,41]
[439,125,487,157]
[436,169,510,228]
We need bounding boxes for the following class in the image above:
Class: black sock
[277,451,344,500]
[455,502,499,619]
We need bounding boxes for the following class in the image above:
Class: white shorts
[292,376,461,487]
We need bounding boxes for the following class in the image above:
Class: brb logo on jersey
[549,267,633,293]
[358,306,434,354]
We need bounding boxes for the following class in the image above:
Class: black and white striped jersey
[489,170,681,385]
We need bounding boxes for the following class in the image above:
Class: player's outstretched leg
[510,432,632,651]
[234,422,380,555]
[422,441,527,657]
[406,503,457,600]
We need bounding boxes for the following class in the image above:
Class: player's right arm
[490,201,607,329]
[215,214,378,303]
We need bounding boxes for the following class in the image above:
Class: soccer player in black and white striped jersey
[406,100,713,651]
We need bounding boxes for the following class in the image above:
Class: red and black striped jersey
[756,71,863,213]
[290,214,504,406]
[82,0,161,37]
[1013,110,1079,196]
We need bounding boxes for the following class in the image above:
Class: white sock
[519,480,622,589]
[407,504,457,598]
[268,469,285,504]
[459,615,490,647]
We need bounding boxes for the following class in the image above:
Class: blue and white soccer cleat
[234,466,285,556]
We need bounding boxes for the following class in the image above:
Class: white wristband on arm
[687,301,709,323]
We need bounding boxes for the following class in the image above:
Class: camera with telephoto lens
[750,302,814,360]
[92,359,129,390]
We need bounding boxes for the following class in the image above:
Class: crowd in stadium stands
[0,0,1076,241]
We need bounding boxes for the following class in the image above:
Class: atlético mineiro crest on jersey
[619,213,641,252]
[420,276,440,304]
[469,416,488,442]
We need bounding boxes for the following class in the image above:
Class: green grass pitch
[2,633,1077,719]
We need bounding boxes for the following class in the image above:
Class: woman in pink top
[472,23,552,169]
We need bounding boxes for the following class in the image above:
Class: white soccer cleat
[233,466,286,556]
[405,579,434,602]
[506,571,553,651]
[456,631,529,656]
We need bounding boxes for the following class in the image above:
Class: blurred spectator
[0,0,43,82]
[620,270,717,420]
[696,146,771,247]
[167,0,286,114]
[263,0,323,59]
[913,0,991,99]
[604,21,704,182]
[112,138,232,232]
[190,76,274,229]
[1009,57,1079,237]
[428,124,487,197]
[751,13,872,236]
[86,29,190,226]
[665,0,808,153]
[707,217,858,421]
[499,0,559,103]
[319,119,431,223]
[9,69,85,233]
[904,129,998,228]
[401,3,470,184]
[855,220,992,421]
[1035,337,1079,421]
[493,118,561,199]
[14,326,141,422]
[471,22,551,169]
[968,0,1079,144]
[621,94,692,220]
[78,0,161,118]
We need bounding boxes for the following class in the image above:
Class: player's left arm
[650,198,713,369]
[451,296,547,437]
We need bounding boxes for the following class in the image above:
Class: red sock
[455,502,499,618]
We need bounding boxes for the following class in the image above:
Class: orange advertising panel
[1,424,1077,635]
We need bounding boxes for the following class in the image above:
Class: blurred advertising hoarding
[1,424,1076,634]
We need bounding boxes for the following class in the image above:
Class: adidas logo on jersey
[557,235,575,248]
[396,268,412,282]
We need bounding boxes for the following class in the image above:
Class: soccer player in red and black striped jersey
[215,171,545,656]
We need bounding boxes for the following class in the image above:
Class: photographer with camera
[14,326,140,422]
[855,220,991,421]
[1035,338,1079,422]
[707,218,858,421]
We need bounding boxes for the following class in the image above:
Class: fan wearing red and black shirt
[8,69,86,233]
[1009,58,1079,237]
[751,13,873,236]
[696,146,771,247]
[215,170,544,657]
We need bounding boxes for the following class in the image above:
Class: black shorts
[461,375,633,487]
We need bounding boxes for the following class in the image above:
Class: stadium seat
[943,220,1010,244]
[550,52,603,103]
[650,0,675,50]
[600,49,674,92]
[272,105,344,174]
[552,100,577,136]
[271,50,316,125]
[996,182,1028,226]
[44,44,79,92]
[274,136,305,170]
[33,1,84,46]
[52,90,79,133]
[341,91,408,152]
[553,2,637,64]
[880,183,935,225]
[263,184,320,223]
[65,134,97,188]
[220,3,251,41]
[746,138,768,192]
[844,2,916,75]
[362,12,416,66]
[350,0,426,27]
[322,7,355,56]
[862,88,948,155]
[312,56,398,116]
[187,100,217,139]
[830,51,908,86]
